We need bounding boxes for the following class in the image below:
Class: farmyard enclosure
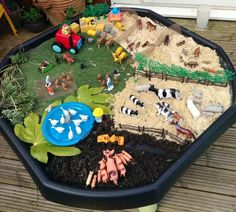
[0,6,236,210]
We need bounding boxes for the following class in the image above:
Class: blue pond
[42,102,95,146]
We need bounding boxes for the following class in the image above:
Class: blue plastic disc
[42,102,95,146]
[69,48,76,54]
[52,45,62,53]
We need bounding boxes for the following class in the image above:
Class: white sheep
[187,99,201,119]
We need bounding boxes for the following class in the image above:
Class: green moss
[18,37,133,114]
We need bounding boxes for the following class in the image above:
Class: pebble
[87,37,94,43]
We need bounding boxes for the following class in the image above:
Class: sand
[113,76,232,140]
[110,13,222,72]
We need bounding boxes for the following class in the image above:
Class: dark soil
[47,117,191,190]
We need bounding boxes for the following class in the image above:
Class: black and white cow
[120,106,139,117]
[148,84,181,100]
[129,95,144,108]
[155,102,174,122]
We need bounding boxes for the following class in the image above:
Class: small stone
[87,37,94,43]
[110,30,116,36]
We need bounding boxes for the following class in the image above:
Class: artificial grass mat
[19,38,134,114]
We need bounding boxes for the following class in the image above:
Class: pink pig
[114,154,126,177]
[103,149,118,185]
[99,158,108,183]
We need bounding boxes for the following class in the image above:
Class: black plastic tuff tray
[0,8,236,210]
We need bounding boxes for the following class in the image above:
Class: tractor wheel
[69,47,78,54]
[52,42,63,53]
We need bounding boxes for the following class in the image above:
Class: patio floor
[0,18,236,211]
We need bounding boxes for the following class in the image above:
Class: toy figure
[171,122,196,140]
[55,54,60,64]
[55,79,60,88]
[99,158,108,183]
[61,24,71,35]
[80,63,86,69]
[97,33,107,48]
[63,53,75,64]
[105,74,114,91]
[45,75,54,96]
[120,106,139,117]
[62,82,68,91]
[66,74,72,84]
[91,174,97,189]
[93,107,104,123]
[103,149,118,185]
[129,95,144,108]
[146,21,156,32]
[137,18,142,30]
[114,52,127,64]
[114,154,126,177]
[113,72,120,84]
[108,7,122,22]
[115,21,125,31]
[61,73,67,81]
[105,38,114,49]
[97,73,102,82]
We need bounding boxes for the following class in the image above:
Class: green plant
[83,3,109,17]
[0,76,35,125]
[21,7,44,23]
[64,85,114,114]
[14,113,81,163]
[135,53,235,84]
[64,6,77,20]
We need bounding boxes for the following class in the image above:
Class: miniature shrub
[83,3,109,17]
[135,53,235,84]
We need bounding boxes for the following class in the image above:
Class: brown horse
[171,122,196,141]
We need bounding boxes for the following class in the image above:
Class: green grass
[19,37,134,114]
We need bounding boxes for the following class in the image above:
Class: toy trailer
[52,28,83,54]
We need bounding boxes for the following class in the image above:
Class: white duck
[52,126,65,133]
[75,125,82,134]
[79,114,89,122]
[72,119,83,126]
[68,108,77,116]
[48,118,59,126]
[60,114,65,124]
[68,126,74,140]
[61,107,71,123]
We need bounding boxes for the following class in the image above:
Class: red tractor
[51,28,83,54]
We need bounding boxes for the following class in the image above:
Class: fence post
[119,123,122,129]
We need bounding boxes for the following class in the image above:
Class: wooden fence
[133,69,228,87]
[117,123,187,144]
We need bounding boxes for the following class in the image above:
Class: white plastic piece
[52,126,65,133]
[187,99,201,119]
[75,125,82,134]
[72,119,83,126]
[61,107,71,123]
[68,126,74,140]
[68,108,77,116]
[60,114,65,124]
[79,114,89,122]
[204,104,224,113]
[135,84,151,92]
[48,118,59,126]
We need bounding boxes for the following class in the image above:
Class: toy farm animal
[129,95,144,108]
[155,101,182,124]
[63,53,74,64]
[103,149,118,185]
[114,52,127,64]
[137,18,142,30]
[187,99,201,119]
[115,21,125,31]
[105,38,114,49]
[120,106,139,117]
[171,123,196,141]
[97,33,107,48]
[149,84,181,100]
[146,21,156,32]
[113,47,123,58]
